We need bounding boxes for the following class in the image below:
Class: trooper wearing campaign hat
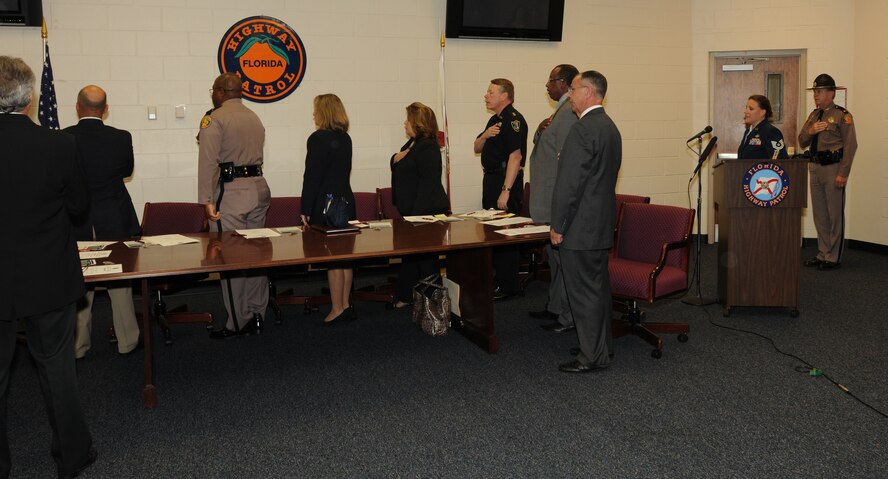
[798,73,857,270]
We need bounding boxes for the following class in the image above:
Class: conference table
[84,218,549,408]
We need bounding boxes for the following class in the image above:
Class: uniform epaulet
[833,105,847,113]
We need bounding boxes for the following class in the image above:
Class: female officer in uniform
[738,94,788,160]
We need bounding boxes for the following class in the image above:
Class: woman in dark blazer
[390,102,449,307]
[300,94,356,324]
[738,94,789,160]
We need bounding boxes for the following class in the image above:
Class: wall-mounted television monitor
[445,0,564,42]
[0,0,42,26]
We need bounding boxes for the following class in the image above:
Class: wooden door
[709,52,803,242]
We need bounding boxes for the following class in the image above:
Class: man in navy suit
[66,85,142,358]
[0,56,96,478]
[550,70,622,373]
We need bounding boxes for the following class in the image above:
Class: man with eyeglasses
[550,70,622,373]
[198,72,271,338]
[528,64,579,333]
[474,78,528,301]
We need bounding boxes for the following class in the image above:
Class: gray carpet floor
[6,244,888,478]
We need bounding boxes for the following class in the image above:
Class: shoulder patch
[511,119,521,132]
[844,113,853,125]
[200,115,212,129]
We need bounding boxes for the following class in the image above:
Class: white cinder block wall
[1,0,885,246]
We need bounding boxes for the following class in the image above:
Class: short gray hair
[0,56,35,114]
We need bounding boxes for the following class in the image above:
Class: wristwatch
[502,185,510,191]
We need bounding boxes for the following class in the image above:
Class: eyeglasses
[209,87,239,93]
[546,78,565,85]
[567,84,590,93]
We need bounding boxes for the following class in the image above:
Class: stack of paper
[460,209,504,219]
[140,234,200,247]
[235,228,282,239]
[482,216,533,227]
[495,225,551,236]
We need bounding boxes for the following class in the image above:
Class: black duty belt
[810,149,842,165]
[220,162,263,182]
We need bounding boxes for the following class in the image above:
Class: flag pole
[439,32,452,211]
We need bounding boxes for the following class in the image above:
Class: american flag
[38,40,59,130]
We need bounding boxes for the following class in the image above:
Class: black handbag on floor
[412,274,451,336]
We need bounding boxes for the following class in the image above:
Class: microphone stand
[682,136,716,306]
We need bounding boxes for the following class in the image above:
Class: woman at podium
[738,94,788,160]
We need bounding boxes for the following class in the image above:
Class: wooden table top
[85,219,549,282]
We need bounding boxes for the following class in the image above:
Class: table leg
[141,278,157,408]
[446,247,499,353]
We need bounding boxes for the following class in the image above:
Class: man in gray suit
[528,64,579,333]
[550,70,622,373]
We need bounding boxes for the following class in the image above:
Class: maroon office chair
[376,187,402,220]
[138,202,213,345]
[614,193,651,234]
[264,197,332,320]
[608,202,694,358]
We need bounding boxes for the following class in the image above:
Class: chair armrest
[647,237,692,298]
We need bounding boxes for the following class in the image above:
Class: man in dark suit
[0,56,96,478]
[550,70,622,373]
[66,85,142,358]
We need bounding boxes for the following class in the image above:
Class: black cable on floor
[701,306,888,419]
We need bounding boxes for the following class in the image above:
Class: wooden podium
[712,158,808,316]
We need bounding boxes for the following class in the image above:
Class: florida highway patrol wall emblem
[742,162,790,208]
[218,16,307,103]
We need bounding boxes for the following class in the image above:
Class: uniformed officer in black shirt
[738,94,788,160]
[473,78,528,299]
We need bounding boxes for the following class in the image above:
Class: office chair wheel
[678,333,688,343]
[722,307,731,317]
[789,308,799,318]
[651,349,662,359]
[205,321,214,330]
[162,327,173,346]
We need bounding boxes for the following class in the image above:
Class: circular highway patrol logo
[217,16,307,103]
[742,162,790,208]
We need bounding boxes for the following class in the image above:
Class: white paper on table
[482,216,533,227]
[235,228,282,239]
[82,264,123,276]
[77,241,116,251]
[273,226,303,234]
[434,215,463,222]
[79,250,113,259]
[460,209,503,219]
[403,215,439,223]
[366,220,393,228]
[494,225,551,236]
[348,221,369,229]
[140,234,200,246]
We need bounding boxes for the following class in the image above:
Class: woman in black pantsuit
[390,102,450,308]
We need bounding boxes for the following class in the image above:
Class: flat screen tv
[0,0,41,26]
[445,0,564,42]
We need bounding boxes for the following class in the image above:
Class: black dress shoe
[558,359,608,373]
[323,307,356,326]
[209,328,239,339]
[541,322,576,333]
[492,287,515,302]
[803,257,823,267]
[62,447,97,478]
[528,310,558,321]
[818,261,840,270]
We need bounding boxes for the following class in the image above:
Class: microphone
[687,125,712,143]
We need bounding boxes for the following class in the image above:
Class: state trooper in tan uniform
[198,72,271,337]
[798,73,857,270]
